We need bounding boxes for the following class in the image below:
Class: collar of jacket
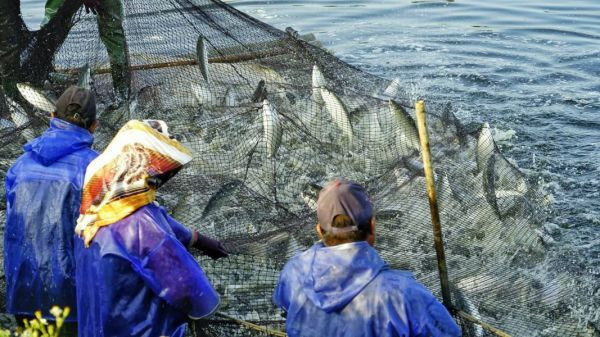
[24,118,94,166]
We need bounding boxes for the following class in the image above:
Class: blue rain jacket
[75,203,220,337]
[273,241,462,337]
[3,118,97,322]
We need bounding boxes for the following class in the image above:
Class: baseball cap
[316,179,373,234]
[55,86,96,129]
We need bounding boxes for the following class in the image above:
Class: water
[20,0,600,327]
[219,0,600,282]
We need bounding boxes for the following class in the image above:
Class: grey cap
[316,179,373,234]
[55,86,96,128]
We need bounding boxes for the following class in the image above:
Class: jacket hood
[302,241,386,312]
[24,118,93,166]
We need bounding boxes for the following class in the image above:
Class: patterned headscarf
[76,120,192,246]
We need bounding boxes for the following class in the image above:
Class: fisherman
[273,179,462,337]
[3,86,99,336]
[0,0,129,99]
[43,0,130,98]
[74,119,228,337]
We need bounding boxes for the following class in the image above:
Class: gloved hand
[82,0,102,15]
[192,232,229,260]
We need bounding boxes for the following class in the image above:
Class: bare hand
[82,0,102,15]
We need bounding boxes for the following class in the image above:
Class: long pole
[56,49,289,75]
[414,100,453,309]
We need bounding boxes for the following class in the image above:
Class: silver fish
[320,88,353,141]
[7,98,35,141]
[190,82,217,106]
[476,123,494,173]
[0,118,15,133]
[477,123,528,218]
[286,235,303,260]
[453,288,484,337]
[389,100,420,153]
[262,99,282,158]
[223,87,238,107]
[196,34,209,82]
[312,64,326,103]
[482,153,500,217]
[301,183,322,211]
[383,77,402,98]
[77,63,92,89]
[201,179,244,218]
[16,83,56,114]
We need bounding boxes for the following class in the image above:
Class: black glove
[192,232,229,260]
[82,0,102,15]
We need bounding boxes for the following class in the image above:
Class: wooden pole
[414,100,453,309]
[215,312,287,337]
[56,48,289,75]
[456,310,512,337]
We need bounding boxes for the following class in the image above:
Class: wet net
[0,0,598,336]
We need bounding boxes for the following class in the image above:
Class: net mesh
[0,0,597,336]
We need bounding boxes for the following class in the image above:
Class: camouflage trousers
[44,0,131,98]
[0,0,130,98]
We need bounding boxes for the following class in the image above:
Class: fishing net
[0,0,598,336]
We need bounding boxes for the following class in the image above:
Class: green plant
[17,306,70,337]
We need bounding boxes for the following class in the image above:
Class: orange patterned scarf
[76,120,192,246]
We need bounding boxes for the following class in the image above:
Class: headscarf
[76,120,192,246]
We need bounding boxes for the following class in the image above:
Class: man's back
[4,118,97,321]
[274,241,462,337]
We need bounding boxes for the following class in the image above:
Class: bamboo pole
[415,100,512,337]
[57,48,289,75]
[215,312,287,337]
[457,310,512,337]
[414,100,453,309]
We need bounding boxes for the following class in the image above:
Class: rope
[215,312,287,337]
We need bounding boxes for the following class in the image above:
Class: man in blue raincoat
[3,86,99,335]
[273,179,462,337]
[74,119,228,337]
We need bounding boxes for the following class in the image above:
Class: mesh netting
[0,0,598,336]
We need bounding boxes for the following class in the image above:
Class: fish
[7,98,36,141]
[201,179,244,218]
[383,77,402,98]
[320,88,353,141]
[16,83,56,114]
[441,102,469,147]
[190,82,218,106]
[477,123,528,218]
[223,87,238,107]
[401,156,424,176]
[0,119,16,134]
[251,80,267,103]
[364,110,382,144]
[482,152,500,218]
[77,63,92,89]
[389,100,420,153]
[285,235,303,260]
[453,288,484,337]
[476,123,495,173]
[262,99,282,159]
[301,183,322,211]
[196,34,209,82]
[312,64,326,103]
